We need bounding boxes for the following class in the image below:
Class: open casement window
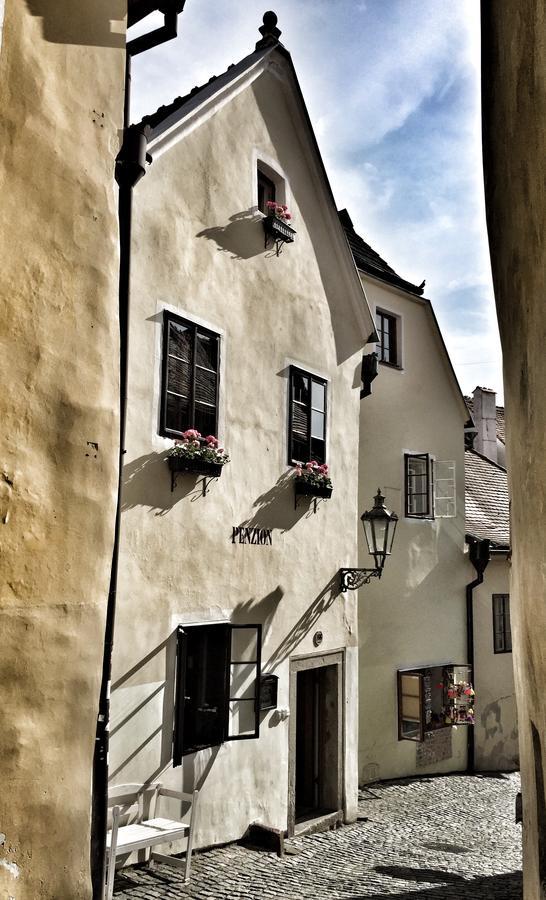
[405,453,432,518]
[493,594,512,653]
[434,460,456,518]
[288,366,327,465]
[160,311,220,439]
[398,664,474,742]
[173,623,262,765]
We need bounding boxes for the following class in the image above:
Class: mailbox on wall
[259,674,279,711]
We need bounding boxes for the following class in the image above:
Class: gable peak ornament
[256,10,282,49]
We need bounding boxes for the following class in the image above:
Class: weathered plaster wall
[473,558,518,772]
[481,5,546,896]
[358,277,469,783]
[0,2,125,897]
[111,63,369,849]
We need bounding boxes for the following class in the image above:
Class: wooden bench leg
[106,806,120,900]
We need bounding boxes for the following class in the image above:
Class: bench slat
[107,819,189,855]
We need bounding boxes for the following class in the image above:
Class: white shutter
[434,460,456,517]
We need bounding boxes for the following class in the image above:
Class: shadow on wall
[122,450,223,514]
[109,634,176,785]
[25,0,126,46]
[265,573,342,672]
[237,468,330,534]
[196,208,275,261]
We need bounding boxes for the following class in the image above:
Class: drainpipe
[90,5,185,896]
[465,535,490,774]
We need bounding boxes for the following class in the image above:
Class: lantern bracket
[340,567,382,593]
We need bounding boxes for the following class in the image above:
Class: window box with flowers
[167,430,229,491]
[294,461,333,500]
[263,201,296,254]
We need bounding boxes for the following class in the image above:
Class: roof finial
[256,10,282,49]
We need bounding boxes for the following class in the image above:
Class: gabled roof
[338,209,424,297]
[136,16,377,348]
[465,448,510,549]
[465,396,505,444]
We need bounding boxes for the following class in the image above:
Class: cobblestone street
[113,773,521,899]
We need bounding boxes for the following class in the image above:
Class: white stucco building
[340,211,477,782]
[110,14,378,851]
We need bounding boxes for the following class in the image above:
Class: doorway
[288,652,343,835]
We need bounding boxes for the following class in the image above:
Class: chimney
[473,386,497,463]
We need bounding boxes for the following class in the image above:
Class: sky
[129,0,504,403]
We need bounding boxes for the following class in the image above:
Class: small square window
[173,623,262,764]
[257,169,276,215]
[492,594,512,653]
[376,309,399,366]
[288,366,327,465]
[160,311,220,439]
[405,453,432,518]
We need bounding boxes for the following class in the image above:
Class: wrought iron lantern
[340,489,398,592]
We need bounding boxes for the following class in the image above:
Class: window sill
[379,360,403,371]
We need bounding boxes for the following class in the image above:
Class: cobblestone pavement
[113,772,522,899]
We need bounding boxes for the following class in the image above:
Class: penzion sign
[232,526,273,546]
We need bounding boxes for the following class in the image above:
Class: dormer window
[257,169,276,215]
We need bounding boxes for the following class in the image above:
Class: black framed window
[405,453,432,518]
[173,623,262,764]
[160,311,220,438]
[493,594,512,653]
[257,169,276,214]
[376,309,398,366]
[288,367,327,465]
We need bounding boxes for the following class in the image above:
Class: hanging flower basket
[294,461,333,500]
[167,430,229,490]
[443,677,475,725]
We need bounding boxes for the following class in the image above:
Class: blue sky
[130,0,503,402]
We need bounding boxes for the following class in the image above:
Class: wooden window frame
[492,594,512,654]
[160,310,220,439]
[397,663,472,742]
[376,309,399,367]
[287,366,328,466]
[405,453,433,519]
[397,669,425,742]
[173,623,262,765]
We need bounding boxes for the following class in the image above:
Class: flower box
[167,456,224,479]
[263,213,296,244]
[295,480,333,500]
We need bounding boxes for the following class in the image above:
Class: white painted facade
[356,273,471,782]
[111,42,375,853]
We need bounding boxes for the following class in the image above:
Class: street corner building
[109,12,377,857]
[0,2,126,899]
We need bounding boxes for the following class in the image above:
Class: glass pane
[311,409,325,440]
[195,367,217,406]
[400,673,422,740]
[166,393,189,433]
[228,700,256,736]
[195,332,218,372]
[231,627,258,662]
[167,355,191,397]
[229,663,257,700]
[194,403,216,437]
[169,321,192,361]
[310,437,325,464]
[409,493,427,515]
[311,381,325,412]
[408,457,427,477]
[292,373,309,405]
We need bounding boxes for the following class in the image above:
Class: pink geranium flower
[284,213,292,220]
[266,200,277,208]
[182,428,201,441]
[205,435,219,446]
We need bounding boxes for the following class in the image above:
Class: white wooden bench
[106,783,199,900]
